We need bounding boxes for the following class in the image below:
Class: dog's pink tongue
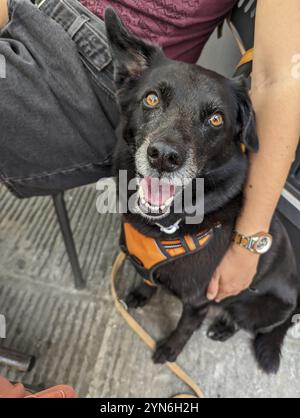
[140,177,175,206]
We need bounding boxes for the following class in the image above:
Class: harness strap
[122,223,215,285]
[111,251,204,399]
[237,48,254,70]
[227,15,254,76]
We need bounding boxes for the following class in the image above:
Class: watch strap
[233,232,250,249]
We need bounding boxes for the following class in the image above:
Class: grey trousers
[0,0,119,197]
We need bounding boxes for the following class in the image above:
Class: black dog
[105,8,299,374]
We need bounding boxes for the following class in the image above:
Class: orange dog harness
[121,222,216,286]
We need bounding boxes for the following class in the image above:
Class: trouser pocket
[39,0,116,100]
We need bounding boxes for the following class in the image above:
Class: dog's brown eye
[144,93,160,108]
[209,113,224,127]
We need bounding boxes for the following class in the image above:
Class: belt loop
[67,15,90,39]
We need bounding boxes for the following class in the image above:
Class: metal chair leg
[0,346,35,372]
[52,192,85,289]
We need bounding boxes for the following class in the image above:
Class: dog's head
[105,8,258,221]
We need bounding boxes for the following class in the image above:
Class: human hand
[207,244,260,303]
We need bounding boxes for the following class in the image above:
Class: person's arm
[239,0,300,235]
[0,0,8,28]
[208,0,300,302]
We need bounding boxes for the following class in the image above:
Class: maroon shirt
[80,0,237,63]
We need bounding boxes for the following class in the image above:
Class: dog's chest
[155,248,218,302]
[121,221,233,303]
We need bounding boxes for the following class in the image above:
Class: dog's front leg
[153,303,209,364]
[126,281,157,309]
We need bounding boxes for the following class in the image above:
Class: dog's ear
[105,8,162,88]
[231,75,259,153]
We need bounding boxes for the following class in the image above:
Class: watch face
[254,235,273,254]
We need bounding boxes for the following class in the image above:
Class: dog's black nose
[147,141,183,172]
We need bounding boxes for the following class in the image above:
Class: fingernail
[207,294,214,301]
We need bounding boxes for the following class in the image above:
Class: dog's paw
[126,283,157,309]
[254,333,281,375]
[126,290,150,309]
[153,338,181,364]
[207,316,238,342]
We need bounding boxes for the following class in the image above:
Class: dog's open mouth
[137,176,176,216]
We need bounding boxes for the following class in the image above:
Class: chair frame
[52,192,85,290]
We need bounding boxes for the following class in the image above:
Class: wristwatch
[233,231,273,255]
